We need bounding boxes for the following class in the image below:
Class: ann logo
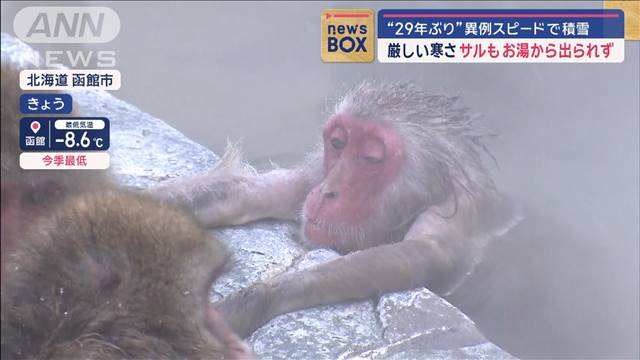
[14,7,120,44]
[321,9,374,63]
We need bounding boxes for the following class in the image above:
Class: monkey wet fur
[1,191,251,359]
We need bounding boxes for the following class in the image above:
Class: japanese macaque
[1,59,250,359]
[1,191,251,359]
[151,82,636,358]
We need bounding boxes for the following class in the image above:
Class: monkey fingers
[205,304,254,359]
[214,282,276,339]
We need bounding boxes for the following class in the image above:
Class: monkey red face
[303,114,404,252]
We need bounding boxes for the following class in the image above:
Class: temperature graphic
[19,117,110,151]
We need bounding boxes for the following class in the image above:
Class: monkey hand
[214,281,276,339]
[205,304,255,359]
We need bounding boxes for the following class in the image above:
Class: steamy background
[2,0,638,353]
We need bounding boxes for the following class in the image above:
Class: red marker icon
[30,120,40,134]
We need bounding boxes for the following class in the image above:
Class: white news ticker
[19,69,121,90]
[20,152,111,170]
[378,38,624,63]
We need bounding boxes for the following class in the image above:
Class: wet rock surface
[3,33,512,359]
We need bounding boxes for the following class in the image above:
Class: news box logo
[321,9,374,62]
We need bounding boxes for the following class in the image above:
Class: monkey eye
[331,137,346,150]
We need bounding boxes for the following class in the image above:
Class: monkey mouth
[304,217,339,233]
[304,217,329,238]
[302,215,369,254]
[302,216,330,239]
[303,218,339,251]
[306,217,323,228]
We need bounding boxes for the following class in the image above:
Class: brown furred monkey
[1,58,250,359]
[151,82,634,359]
[1,191,250,359]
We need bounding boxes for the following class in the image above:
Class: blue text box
[20,93,73,114]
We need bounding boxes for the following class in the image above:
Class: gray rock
[248,249,385,360]
[210,221,303,300]
[351,338,513,360]
[2,33,513,359]
[349,289,515,359]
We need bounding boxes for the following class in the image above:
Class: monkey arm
[149,168,313,227]
[217,193,515,338]
[216,239,450,338]
[216,199,468,338]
